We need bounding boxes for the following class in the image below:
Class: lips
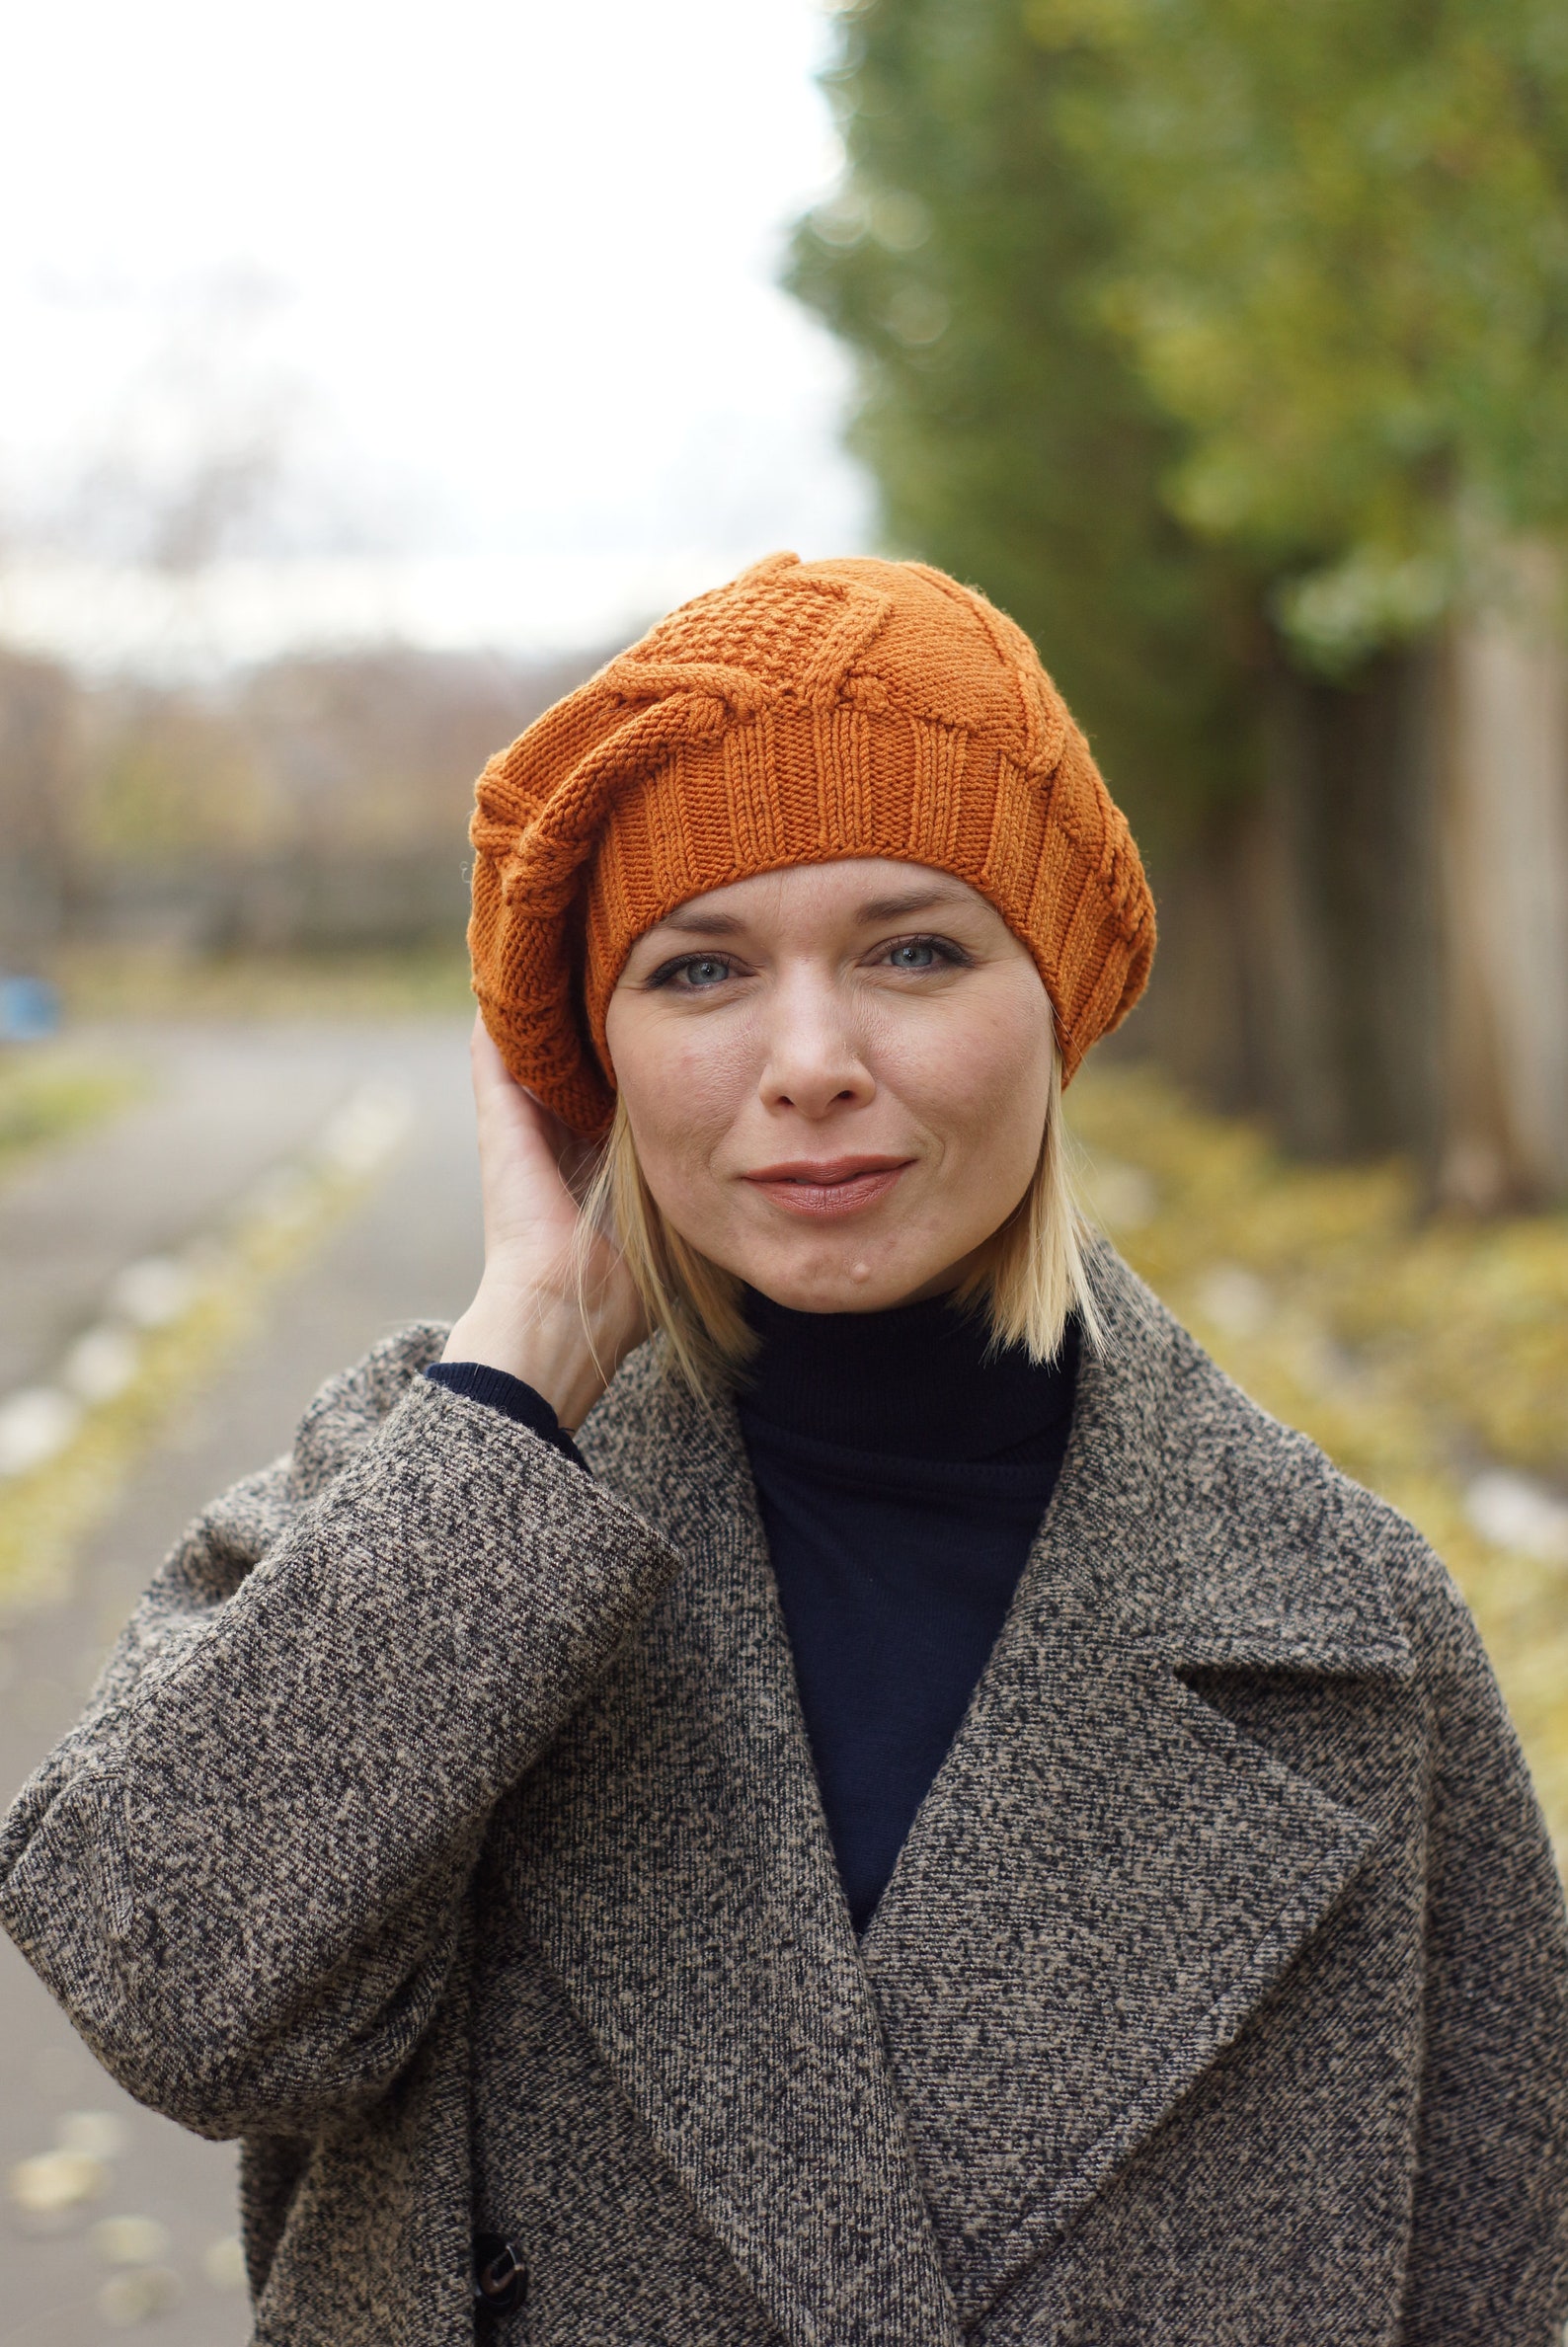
[742,1156,912,1220]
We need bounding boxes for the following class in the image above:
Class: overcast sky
[0,0,872,665]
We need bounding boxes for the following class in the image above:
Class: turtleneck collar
[736,1289,1079,1466]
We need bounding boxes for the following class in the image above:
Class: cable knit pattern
[469,552,1156,1134]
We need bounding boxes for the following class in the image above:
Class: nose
[757,970,875,1121]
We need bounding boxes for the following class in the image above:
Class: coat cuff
[424,1361,588,1473]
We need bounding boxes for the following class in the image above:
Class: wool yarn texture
[468,551,1156,1136]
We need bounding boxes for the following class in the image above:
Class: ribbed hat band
[469,553,1154,1135]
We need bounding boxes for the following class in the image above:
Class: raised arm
[0,1018,662,2140]
[0,1337,676,2138]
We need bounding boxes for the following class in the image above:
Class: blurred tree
[786,0,1257,875]
[1040,0,1568,1205]
[22,647,600,961]
[78,689,276,867]
[1022,0,1568,666]
[791,0,1568,1204]
[0,651,77,966]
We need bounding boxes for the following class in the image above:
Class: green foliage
[794,0,1568,694]
[787,0,1257,856]
[1035,0,1568,666]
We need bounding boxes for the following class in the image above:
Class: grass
[1068,1061,1568,1856]
[0,1091,410,1616]
[52,943,474,1022]
[0,1048,144,1181]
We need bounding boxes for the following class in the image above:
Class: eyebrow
[854,886,964,920]
[659,907,745,937]
[656,883,966,940]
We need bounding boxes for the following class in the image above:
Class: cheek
[605,1005,753,1191]
[880,988,1054,1148]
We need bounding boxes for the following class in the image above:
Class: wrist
[441,1283,603,1428]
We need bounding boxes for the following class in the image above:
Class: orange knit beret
[469,552,1154,1136]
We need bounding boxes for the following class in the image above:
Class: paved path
[0,1015,482,2345]
[0,1020,450,1398]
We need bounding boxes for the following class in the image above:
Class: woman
[3,553,1565,2346]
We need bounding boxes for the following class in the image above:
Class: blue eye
[878,933,971,974]
[672,955,733,989]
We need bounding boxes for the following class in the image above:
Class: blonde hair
[575,1039,1103,1401]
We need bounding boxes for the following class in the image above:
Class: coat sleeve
[1398,1546,1568,2344]
[0,1327,680,2142]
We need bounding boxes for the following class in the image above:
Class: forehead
[649,858,989,936]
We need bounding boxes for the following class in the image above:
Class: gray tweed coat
[3,1247,1566,2346]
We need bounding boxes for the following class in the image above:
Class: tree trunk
[1134,647,1444,1166]
[1438,546,1568,1211]
[1131,561,1568,1211]
[1240,664,1354,1157]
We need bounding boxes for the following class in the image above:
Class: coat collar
[500,1349,963,2347]
[857,1243,1412,2319]
[1021,1237,1413,1679]
[505,1243,1409,2340]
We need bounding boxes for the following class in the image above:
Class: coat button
[473,2232,529,2317]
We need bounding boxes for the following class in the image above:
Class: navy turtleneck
[428,1291,1079,1937]
[737,1293,1078,1931]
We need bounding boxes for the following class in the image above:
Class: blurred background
[4,0,1568,2335]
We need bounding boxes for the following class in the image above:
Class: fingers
[470,1012,600,1190]
[465,1014,590,1279]
[470,1018,550,1148]
[469,1011,516,1102]
[453,1017,642,1413]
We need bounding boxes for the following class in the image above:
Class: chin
[741,1248,934,1317]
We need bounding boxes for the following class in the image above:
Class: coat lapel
[500,1348,962,2347]
[860,1246,1415,2324]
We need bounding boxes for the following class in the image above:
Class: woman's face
[603,858,1056,1314]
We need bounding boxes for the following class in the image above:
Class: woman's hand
[441,1016,647,1429]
